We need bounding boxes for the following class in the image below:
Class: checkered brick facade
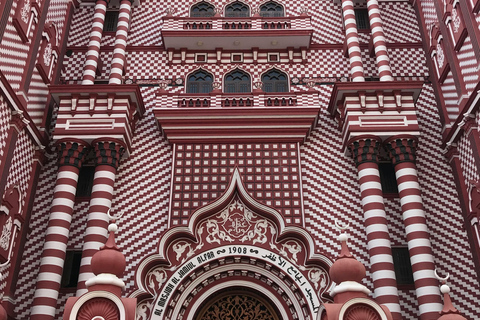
[5,0,480,319]
[0,96,10,165]
[0,0,35,90]
[171,143,303,226]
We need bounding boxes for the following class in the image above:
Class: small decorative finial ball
[338,233,348,242]
[440,284,450,294]
[108,223,118,233]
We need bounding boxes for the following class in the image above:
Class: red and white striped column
[108,0,133,84]
[30,140,89,320]
[366,0,393,81]
[385,136,442,320]
[82,0,109,85]
[348,136,402,320]
[341,0,365,82]
[76,139,125,295]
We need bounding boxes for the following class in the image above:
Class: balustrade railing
[162,15,311,32]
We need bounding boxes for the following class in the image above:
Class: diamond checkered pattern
[0,96,10,164]
[458,36,479,95]
[0,0,36,90]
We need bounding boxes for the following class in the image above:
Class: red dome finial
[435,270,468,320]
[90,221,126,278]
[329,221,366,284]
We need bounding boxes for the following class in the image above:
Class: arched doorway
[195,288,280,320]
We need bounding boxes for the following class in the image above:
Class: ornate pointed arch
[224,0,251,17]
[259,0,285,17]
[186,68,214,93]
[261,68,289,92]
[131,169,334,320]
[223,68,251,93]
[190,1,215,17]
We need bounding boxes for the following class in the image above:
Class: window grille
[354,9,370,30]
[225,2,250,17]
[224,70,251,93]
[61,250,82,288]
[187,70,213,94]
[191,2,215,17]
[260,1,284,17]
[378,162,399,195]
[103,11,119,32]
[75,166,95,197]
[261,69,288,92]
[392,247,414,286]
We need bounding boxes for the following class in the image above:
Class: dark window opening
[76,166,95,198]
[61,250,82,288]
[392,247,414,286]
[379,162,398,195]
[191,2,215,17]
[103,11,119,32]
[260,1,284,17]
[187,69,213,93]
[225,1,250,17]
[354,9,370,30]
[224,69,251,93]
[261,69,288,92]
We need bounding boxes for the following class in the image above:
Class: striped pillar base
[30,140,88,320]
[385,136,442,320]
[348,136,401,319]
[76,139,125,295]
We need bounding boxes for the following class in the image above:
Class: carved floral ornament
[437,42,445,68]
[131,169,333,320]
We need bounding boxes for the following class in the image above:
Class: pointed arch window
[224,69,251,93]
[187,70,213,93]
[260,1,285,17]
[225,1,250,17]
[261,69,288,92]
[191,2,215,17]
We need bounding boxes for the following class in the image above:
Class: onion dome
[436,272,467,320]
[91,223,126,278]
[329,232,366,284]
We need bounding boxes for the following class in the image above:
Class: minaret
[435,271,468,320]
[322,223,393,320]
[62,220,137,320]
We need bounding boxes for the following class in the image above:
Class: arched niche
[131,168,334,320]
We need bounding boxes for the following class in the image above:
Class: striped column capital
[56,139,90,168]
[384,135,418,166]
[347,135,382,167]
[92,138,126,169]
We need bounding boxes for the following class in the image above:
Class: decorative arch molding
[190,1,216,17]
[130,168,334,319]
[258,0,286,17]
[224,0,251,17]
[338,298,389,320]
[193,285,282,320]
[67,291,126,320]
[223,68,252,93]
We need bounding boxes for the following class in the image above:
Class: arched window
[224,69,251,93]
[191,2,215,17]
[260,1,284,17]
[225,1,250,17]
[187,70,213,93]
[261,69,288,92]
